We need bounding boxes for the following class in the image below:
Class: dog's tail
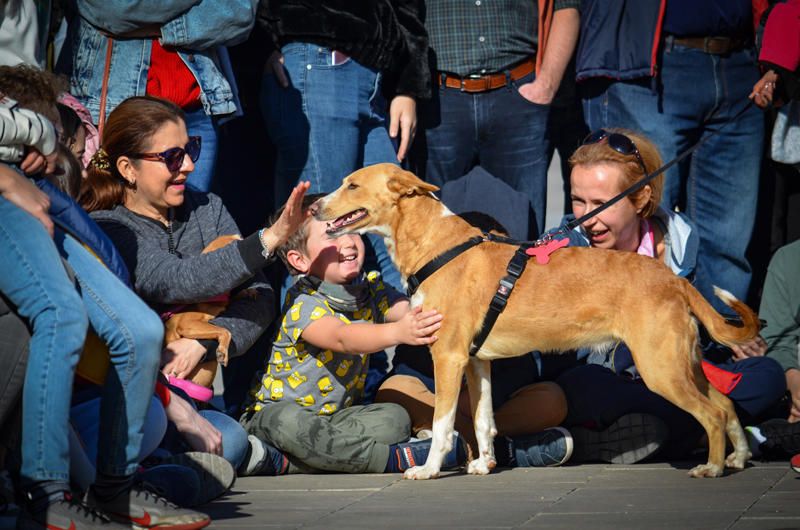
[685,282,760,347]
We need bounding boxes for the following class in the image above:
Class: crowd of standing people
[1,0,800,528]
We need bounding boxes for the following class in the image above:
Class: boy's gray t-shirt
[245,271,406,416]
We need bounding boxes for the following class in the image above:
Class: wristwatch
[258,228,273,261]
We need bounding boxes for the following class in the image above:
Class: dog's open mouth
[327,209,368,233]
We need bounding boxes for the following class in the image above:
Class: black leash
[558,100,756,235]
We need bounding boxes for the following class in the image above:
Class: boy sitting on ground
[239,195,465,475]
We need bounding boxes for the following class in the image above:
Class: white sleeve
[0,106,58,158]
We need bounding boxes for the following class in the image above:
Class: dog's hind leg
[404,352,467,480]
[628,328,728,478]
[465,357,497,475]
[706,385,751,470]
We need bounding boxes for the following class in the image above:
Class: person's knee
[129,309,164,371]
[372,402,411,441]
[254,401,306,446]
[44,298,89,357]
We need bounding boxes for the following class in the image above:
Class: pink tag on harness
[525,237,569,265]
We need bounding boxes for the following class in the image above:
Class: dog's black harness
[406,231,543,356]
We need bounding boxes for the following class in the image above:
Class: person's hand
[20,147,57,175]
[389,95,417,162]
[786,369,800,423]
[730,335,767,361]
[749,70,780,109]
[266,50,289,88]
[517,76,557,106]
[0,163,53,236]
[164,390,223,455]
[393,306,443,346]
[261,181,311,251]
[162,338,207,380]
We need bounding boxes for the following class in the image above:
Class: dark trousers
[418,71,551,237]
[557,357,787,459]
[0,295,29,465]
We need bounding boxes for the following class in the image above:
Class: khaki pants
[242,401,411,473]
[375,375,567,458]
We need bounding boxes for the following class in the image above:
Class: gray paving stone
[194,462,796,529]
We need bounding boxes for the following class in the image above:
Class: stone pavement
[200,460,799,529]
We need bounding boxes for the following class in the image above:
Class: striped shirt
[427,0,580,77]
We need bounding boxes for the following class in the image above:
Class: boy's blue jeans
[582,43,764,312]
[0,197,162,482]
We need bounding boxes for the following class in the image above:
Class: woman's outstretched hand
[261,181,312,252]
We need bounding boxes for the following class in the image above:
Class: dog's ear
[386,167,439,196]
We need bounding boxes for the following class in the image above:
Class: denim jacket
[68,0,257,121]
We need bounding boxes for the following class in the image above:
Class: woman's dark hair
[46,144,83,199]
[56,102,83,147]
[79,96,185,212]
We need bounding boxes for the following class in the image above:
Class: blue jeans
[160,386,249,471]
[0,198,87,484]
[260,42,401,290]
[0,197,163,481]
[421,71,551,237]
[184,107,218,193]
[70,395,167,490]
[582,44,764,312]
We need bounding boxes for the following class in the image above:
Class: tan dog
[164,234,243,387]
[315,163,759,480]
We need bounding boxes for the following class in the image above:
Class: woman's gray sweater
[90,190,275,359]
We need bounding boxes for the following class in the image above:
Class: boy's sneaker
[509,427,573,467]
[18,489,128,530]
[87,483,210,529]
[389,436,467,472]
[758,418,800,458]
[791,453,800,473]
[571,413,668,464]
[239,435,289,477]
[147,452,235,506]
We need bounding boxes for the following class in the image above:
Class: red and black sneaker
[87,483,210,530]
[791,453,800,474]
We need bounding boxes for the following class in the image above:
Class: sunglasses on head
[131,136,202,172]
[582,129,647,174]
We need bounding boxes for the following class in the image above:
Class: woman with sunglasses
[80,95,310,471]
[549,128,787,464]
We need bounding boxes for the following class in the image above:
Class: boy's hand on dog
[395,306,443,346]
[165,391,224,455]
[162,338,207,380]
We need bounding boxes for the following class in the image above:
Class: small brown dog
[163,234,243,387]
[316,163,759,480]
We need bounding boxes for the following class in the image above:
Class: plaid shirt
[427,0,580,77]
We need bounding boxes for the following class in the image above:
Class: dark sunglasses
[582,129,647,174]
[131,136,202,172]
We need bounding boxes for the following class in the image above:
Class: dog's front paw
[725,450,751,470]
[688,463,723,478]
[466,457,496,476]
[403,465,440,480]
